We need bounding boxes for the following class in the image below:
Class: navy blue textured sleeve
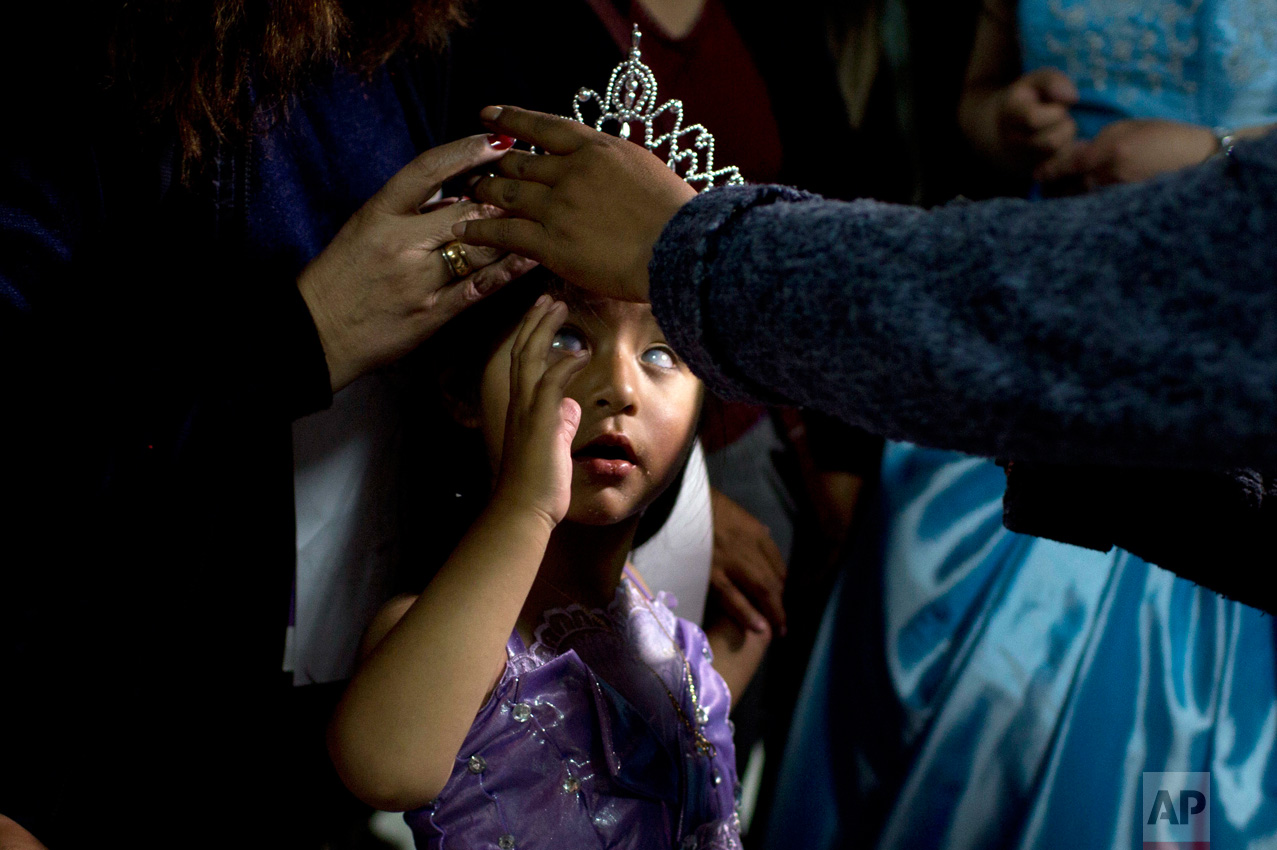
[650,132,1277,472]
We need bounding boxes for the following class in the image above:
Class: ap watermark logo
[1143,772,1210,849]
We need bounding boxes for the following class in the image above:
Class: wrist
[1210,125,1237,159]
[297,270,360,392]
[485,488,560,540]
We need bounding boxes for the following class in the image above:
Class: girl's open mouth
[572,434,638,478]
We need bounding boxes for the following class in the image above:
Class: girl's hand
[298,133,537,393]
[491,297,591,529]
[454,106,698,303]
[1035,118,1219,188]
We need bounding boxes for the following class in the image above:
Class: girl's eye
[642,346,677,369]
[551,327,586,354]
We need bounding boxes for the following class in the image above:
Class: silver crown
[568,26,745,192]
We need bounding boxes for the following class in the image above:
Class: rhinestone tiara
[566,25,745,192]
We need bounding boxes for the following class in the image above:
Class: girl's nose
[584,352,638,413]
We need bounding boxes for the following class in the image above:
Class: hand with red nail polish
[296,132,535,392]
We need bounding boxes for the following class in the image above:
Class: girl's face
[478,293,702,525]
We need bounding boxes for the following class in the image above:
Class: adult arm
[646,136,1277,472]
[0,816,46,850]
[1039,118,1277,188]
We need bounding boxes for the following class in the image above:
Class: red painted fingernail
[480,106,504,122]
[487,133,515,150]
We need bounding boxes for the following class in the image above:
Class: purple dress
[405,572,741,849]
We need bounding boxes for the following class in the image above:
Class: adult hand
[453,106,698,303]
[298,133,536,392]
[1036,118,1218,189]
[987,68,1079,173]
[709,488,788,637]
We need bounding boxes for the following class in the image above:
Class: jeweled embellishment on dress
[1045,0,1205,99]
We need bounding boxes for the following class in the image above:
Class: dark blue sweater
[651,133,1277,608]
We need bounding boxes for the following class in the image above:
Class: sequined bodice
[1019,0,1277,137]
[404,576,740,850]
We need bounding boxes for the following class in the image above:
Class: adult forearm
[651,134,1277,471]
[0,816,46,850]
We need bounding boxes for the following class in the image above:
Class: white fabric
[287,373,403,684]
[631,439,714,625]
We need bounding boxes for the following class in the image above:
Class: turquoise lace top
[1020,0,1277,137]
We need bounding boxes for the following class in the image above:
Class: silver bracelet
[1212,125,1237,158]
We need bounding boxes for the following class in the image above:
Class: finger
[470,175,551,221]
[432,240,504,283]
[1022,102,1073,132]
[521,300,569,407]
[1003,82,1040,126]
[523,299,569,383]
[1027,118,1077,156]
[430,253,538,324]
[759,534,788,581]
[541,341,591,393]
[559,397,583,446]
[509,297,553,395]
[415,199,505,246]
[418,196,461,213]
[480,105,593,156]
[515,299,567,402]
[467,252,539,298]
[1035,140,1086,183]
[426,229,506,286]
[375,133,516,215]
[735,553,787,629]
[711,573,771,635]
[511,297,551,361]
[1070,138,1109,178]
[496,150,569,186]
[454,217,549,263]
[533,348,591,424]
[1025,67,1079,105]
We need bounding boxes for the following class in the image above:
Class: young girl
[328,273,745,849]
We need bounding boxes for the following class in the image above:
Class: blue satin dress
[766,446,1277,849]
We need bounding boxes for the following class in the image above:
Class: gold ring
[440,241,473,280]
